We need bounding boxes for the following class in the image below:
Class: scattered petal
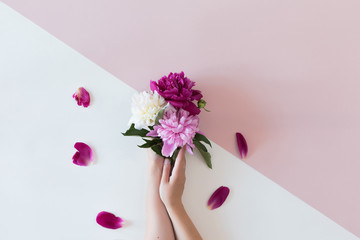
[96,211,124,229]
[236,132,248,159]
[207,186,230,210]
[73,87,90,107]
[72,142,93,166]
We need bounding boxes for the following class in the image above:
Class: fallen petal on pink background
[236,132,248,159]
[207,186,230,210]
[72,142,93,166]
[72,87,90,108]
[96,211,124,229]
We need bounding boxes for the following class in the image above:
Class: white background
[0,3,358,240]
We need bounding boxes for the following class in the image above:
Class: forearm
[166,203,202,240]
[145,164,175,240]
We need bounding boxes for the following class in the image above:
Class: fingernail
[165,159,170,165]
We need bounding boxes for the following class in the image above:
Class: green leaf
[138,140,159,148]
[122,124,149,137]
[193,139,207,152]
[151,144,163,157]
[194,141,212,169]
[148,126,154,130]
[154,107,166,125]
[195,133,212,147]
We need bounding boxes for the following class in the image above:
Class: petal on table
[96,211,124,229]
[207,186,230,210]
[73,87,90,107]
[236,132,248,159]
[72,142,93,166]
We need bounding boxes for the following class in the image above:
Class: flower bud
[198,99,207,109]
[198,99,210,112]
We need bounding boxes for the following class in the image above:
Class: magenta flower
[147,105,199,157]
[236,132,248,159]
[73,87,90,107]
[96,211,124,229]
[150,71,203,115]
[72,142,93,166]
[207,186,230,210]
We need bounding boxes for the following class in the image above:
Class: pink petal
[236,132,248,159]
[186,144,194,155]
[162,141,178,157]
[96,211,124,229]
[207,186,230,210]
[146,129,159,137]
[72,142,93,166]
[73,87,90,107]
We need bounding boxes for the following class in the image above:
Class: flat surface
[1,0,359,236]
[0,3,359,240]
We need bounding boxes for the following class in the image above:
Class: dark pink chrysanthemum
[150,71,203,115]
[207,186,230,210]
[236,132,248,159]
[96,211,124,229]
[72,142,93,166]
[73,87,90,107]
[147,105,199,157]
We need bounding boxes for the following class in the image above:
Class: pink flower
[73,87,90,108]
[150,71,203,115]
[96,211,124,229]
[72,142,93,166]
[147,105,199,157]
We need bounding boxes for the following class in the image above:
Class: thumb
[161,158,171,184]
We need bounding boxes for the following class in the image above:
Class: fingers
[161,158,171,184]
[173,147,186,177]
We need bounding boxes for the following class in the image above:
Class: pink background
[3,0,360,236]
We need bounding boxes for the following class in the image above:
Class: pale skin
[145,148,202,240]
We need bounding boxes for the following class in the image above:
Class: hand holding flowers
[123,71,212,168]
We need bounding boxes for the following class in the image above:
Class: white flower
[129,91,166,130]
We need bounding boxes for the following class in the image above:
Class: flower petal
[207,186,230,210]
[162,140,178,157]
[72,142,93,166]
[236,132,248,159]
[73,87,90,108]
[182,101,201,115]
[96,211,124,229]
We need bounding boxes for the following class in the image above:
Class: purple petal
[182,102,200,115]
[236,132,248,159]
[207,186,230,210]
[167,100,185,108]
[150,80,159,93]
[72,142,93,166]
[96,211,124,229]
[191,90,203,101]
[73,87,90,108]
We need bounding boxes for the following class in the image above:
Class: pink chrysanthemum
[147,105,199,157]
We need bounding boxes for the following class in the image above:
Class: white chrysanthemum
[129,91,166,130]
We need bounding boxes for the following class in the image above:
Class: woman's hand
[159,147,186,208]
[146,148,164,181]
[159,147,203,239]
[145,149,176,240]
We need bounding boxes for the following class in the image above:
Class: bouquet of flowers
[122,71,212,168]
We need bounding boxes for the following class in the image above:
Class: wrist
[165,200,184,212]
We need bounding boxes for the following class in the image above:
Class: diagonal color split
[1,1,360,238]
